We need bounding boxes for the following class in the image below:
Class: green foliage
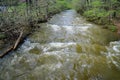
[72,0,86,13]
[0,0,72,30]
[91,0,102,8]
[84,9,109,24]
[73,0,120,28]
[108,25,117,32]
[56,0,72,10]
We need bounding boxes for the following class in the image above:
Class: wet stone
[29,47,42,54]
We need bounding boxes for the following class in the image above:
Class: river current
[0,10,120,80]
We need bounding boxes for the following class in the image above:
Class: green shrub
[108,25,117,32]
[83,8,110,25]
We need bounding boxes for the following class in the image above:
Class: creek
[0,10,120,80]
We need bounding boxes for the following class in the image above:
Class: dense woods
[0,0,70,32]
[73,0,120,31]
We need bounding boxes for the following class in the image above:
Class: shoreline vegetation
[72,0,120,33]
[0,0,120,58]
[0,0,71,57]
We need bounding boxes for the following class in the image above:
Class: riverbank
[76,11,120,34]
[72,0,120,34]
[0,10,69,58]
[0,0,72,57]
[0,11,61,58]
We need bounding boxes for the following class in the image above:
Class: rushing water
[0,10,120,80]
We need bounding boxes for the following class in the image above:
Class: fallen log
[0,46,13,58]
[13,31,23,50]
[0,31,23,58]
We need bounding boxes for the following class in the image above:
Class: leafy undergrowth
[72,0,120,32]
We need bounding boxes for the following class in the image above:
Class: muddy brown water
[0,10,120,80]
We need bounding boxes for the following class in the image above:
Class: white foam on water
[77,26,89,31]
[108,41,120,53]
[63,25,73,31]
[51,24,61,31]
[106,52,120,69]
[49,42,76,47]
[20,40,40,52]
[48,62,63,71]
[113,46,120,52]
[110,41,120,46]
[86,24,92,26]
